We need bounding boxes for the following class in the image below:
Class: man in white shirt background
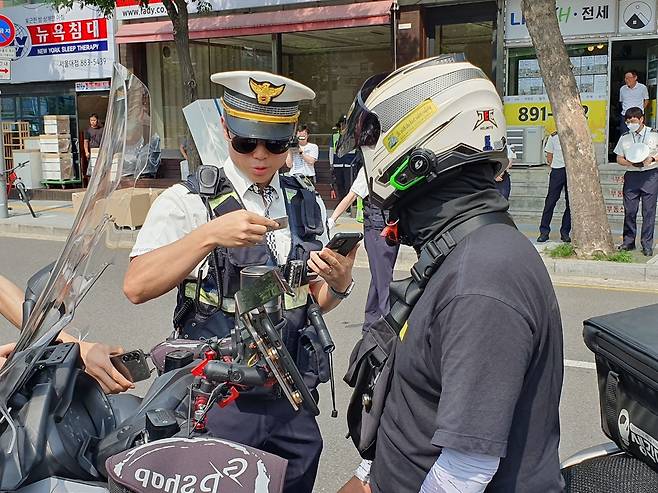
[615,106,658,256]
[286,125,319,183]
[537,132,571,243]
[619,70,650,135]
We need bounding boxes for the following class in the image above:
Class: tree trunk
[521,0,614,256]
[162,0,201,172]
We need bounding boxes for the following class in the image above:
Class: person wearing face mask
[124,71,357,493]
[337,55,563,493]
[286,124,319,184]
[615,106,658,256]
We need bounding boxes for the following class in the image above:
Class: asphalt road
[3,236,658,492]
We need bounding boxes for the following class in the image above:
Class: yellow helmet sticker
[384,99,438,153]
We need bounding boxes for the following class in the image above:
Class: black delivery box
[584,303,658,472]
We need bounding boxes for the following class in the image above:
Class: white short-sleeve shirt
[544,133,566,169]
[620,82,649,115]
[131,158,329,278]
[349,167,369,199]
[614,125,658,172]
[289,142,319,177]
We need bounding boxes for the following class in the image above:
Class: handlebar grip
[308,303,334,353]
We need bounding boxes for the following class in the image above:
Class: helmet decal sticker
[473,109,498,131]
[383,99,438,153]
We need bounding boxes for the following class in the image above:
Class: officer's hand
[643,156,655,167]
[80,341,135,394]
[495,175,503,182]
[207,210,279,248]
[308,244,359,293]
[0,342,16,368]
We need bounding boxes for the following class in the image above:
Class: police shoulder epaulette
[551,131,558,136]
[651,128,658,133]
[621,131,631,136]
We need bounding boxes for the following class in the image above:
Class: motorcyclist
[123,71,357,493]
[337,55,564,492]
[0,274,133,392]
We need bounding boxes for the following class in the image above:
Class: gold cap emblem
[249,78,285,105]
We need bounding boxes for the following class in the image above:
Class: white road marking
[564,359,596,370]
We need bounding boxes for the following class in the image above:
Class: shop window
[153,35,272,149]
[508,44,608,97]
[434,22,494,79]
[282,25,392,148]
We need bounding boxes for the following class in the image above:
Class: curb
[0,223,71,242]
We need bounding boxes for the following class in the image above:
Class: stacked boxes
[40,115,73,181]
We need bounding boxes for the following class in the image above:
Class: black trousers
[334,166,355,202]
[363,202,399,330]
[622,168,658,250]
[206,395,322,493]
[495,172,511,200]
[540,168,571,238]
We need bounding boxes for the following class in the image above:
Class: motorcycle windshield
[0,64,152,400]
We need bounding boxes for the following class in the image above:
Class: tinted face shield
[336,72,389,157]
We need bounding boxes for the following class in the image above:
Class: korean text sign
[3,3,114,83]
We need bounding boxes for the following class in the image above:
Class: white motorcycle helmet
[337,54,509,209]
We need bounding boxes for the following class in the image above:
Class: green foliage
[547,243,575,258]
[593,251,633,263]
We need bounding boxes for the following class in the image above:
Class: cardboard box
[71,191,107,224]
[39,135,71,153]
[71,188,151,229]
[43,115,70,135]
[41,153,74,180]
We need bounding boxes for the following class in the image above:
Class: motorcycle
[560,305,658,492]
[0,65,324,493]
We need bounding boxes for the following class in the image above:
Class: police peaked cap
[211,71,316,141]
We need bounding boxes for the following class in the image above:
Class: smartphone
[110,349,151,383]
[326,232,363,256]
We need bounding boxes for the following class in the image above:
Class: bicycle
[4,161,37,218]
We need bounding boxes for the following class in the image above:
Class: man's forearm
[124,227,215,304]
[310,280,342,313]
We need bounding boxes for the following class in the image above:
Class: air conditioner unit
[507,126,546,166]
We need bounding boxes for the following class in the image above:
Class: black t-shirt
[371,223,564,493]
[84,125,104,149]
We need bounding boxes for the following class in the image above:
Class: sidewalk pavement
[4,199,658,290]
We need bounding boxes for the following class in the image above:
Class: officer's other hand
[308,244,359,292]
[80,342,135,394]
[642,156,654,167]
[207,210,278,248]
[494,175,503,182]
[0,342,16,368]
[337,477,371,493]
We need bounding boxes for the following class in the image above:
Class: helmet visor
[336,72,389,157]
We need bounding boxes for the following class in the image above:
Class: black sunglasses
[230,135,291,155]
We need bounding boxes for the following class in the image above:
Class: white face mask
[628,122,641,133]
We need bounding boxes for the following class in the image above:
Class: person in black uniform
[331,116,358,204]
[614,107,658,256]
[337,56,564,493]
[124,71,357,493]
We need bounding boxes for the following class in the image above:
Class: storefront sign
[503,94,607,143]
[619,0,656,33]
[505,0,617,41]
[116,0,327,20]
[75,80,110,91]
[1,3,114,84]
[0,59,10,80]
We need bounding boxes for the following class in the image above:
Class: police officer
[537,132,571,243]
[615,106,658,256]
[328,165,399,331]
[337,56,564,493]
[123,71,358,493]
[330,116,358,204]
